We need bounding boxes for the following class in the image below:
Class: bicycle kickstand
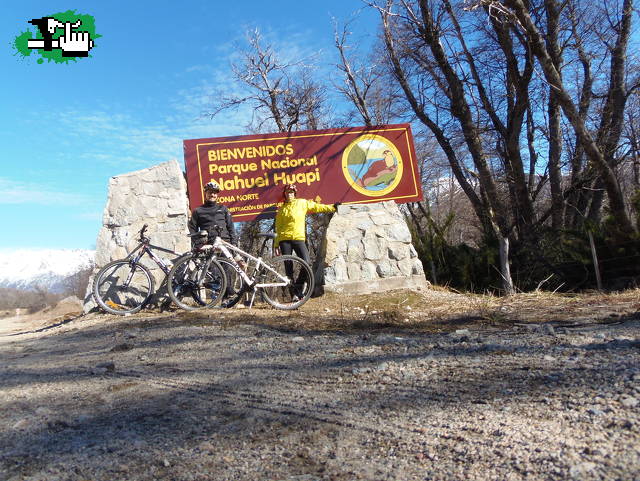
[247,288,258,309]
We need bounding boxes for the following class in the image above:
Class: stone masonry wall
[318,201,428,295]
[84,161,427,311]
[83,160,190,312]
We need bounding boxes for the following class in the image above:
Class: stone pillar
[83,160,191,312]
[317,201,428,294]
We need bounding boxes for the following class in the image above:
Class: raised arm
[306,199,337,214]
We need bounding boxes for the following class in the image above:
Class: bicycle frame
[122,240,180,286]
[206,236,292,290]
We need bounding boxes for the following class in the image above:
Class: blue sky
[1,1,375,250]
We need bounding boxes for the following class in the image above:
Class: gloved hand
[234,254,247,270]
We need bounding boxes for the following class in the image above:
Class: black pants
[278,240,310,264]
[278,240,311,295]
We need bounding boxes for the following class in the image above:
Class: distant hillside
[0,249,95,293]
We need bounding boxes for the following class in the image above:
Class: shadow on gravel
[1,312,639,478]
[3,315,81,337]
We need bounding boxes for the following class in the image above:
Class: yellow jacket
[274,198,336,247]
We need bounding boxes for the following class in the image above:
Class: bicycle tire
[93,260,154,315]
[252,235,276,306]
[167,254,227,311]
[218,258,246,308]
[259,255,314,310]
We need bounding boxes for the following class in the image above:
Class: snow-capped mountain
[0,249,95,292]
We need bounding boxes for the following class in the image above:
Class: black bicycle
[92,224,183,315]
[165,230,228,311]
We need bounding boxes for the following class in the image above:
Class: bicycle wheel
[93,260,154,315]
[167,254,227,310]
[218,258,246,308]
[259,255,314,310]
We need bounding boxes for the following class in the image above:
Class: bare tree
[621,90,640,190]
[207,29,333,259]
[209,29,328,133]
[374,0,542,292]
[359,0,640,291]
[486,0,637,237]
[333,17,401,126]
[63,266,94,300]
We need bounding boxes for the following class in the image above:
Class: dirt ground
[1,288,639,480]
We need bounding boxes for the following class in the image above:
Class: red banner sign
[183,124,422,221]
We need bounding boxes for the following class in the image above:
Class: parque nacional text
[183,124,423,221]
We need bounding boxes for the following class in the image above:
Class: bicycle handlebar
[139,224,150,243]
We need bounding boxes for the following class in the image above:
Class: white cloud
[0,178,89,205]
[27,30,335,178]
[50,69,254,173]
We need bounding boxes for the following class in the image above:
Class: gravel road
[1,306,639,481]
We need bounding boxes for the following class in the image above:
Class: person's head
[204,181,221,201]
[383,150,395,166]
[283,183,297,201]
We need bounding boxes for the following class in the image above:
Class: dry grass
[7,287,638,337]
[169,287,640,334]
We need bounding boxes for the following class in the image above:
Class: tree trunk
[504,0,635,237]
[499,233,515,294]
[545,0,564,229]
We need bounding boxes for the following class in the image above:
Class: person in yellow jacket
[274,183,340,268]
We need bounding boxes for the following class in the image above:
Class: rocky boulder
[83,160,190,312]
[317,201,428,295]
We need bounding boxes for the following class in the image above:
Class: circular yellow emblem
[341,134,403,197]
